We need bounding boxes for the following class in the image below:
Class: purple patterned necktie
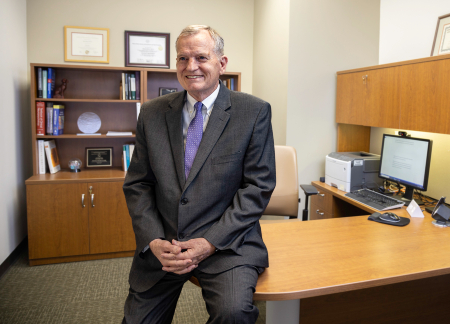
[185,101,204,179]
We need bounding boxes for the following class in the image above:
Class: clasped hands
[150,238,216,275]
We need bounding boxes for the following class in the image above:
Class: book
[38,140,46,174]
[127,73,131,99]
[135,71,140,100]
[52,105,65,135]
[230,78,235,91]
[37,68,43,98]
[44,140,61,174]
[124,73,129,100]
[47,68,53,98]
[136,103,141,121]
[130,73,136,100]
[122,73,126,100]
[119,81,123,100]
[125,144,130,169]
[107,131,133,136]
[129,144,135,161]
[36,102,45,135]
[46,102,53,135]
[42,69,47,99]
[123,145,128,171]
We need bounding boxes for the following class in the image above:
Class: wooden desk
[256,183,450,323]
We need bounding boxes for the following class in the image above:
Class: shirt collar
[186,83,220,116]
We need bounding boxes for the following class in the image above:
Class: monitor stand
[398,185,424,206]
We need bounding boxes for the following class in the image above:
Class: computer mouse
[380,212,401,222]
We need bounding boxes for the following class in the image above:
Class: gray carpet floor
[0,250,265,323]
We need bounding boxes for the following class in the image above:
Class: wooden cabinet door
[365,67,400,128]
[27,183,89,259]
[88,181,136,254]
[336,72,367,125]
[400,59,450,133]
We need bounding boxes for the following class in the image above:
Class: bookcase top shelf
[25,168,127,184]
[35,99,140,103]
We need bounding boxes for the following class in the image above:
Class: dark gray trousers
[122,265,260,324]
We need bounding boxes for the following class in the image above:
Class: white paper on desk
[406,199,425,218]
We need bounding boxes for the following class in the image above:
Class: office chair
[263,145,299,219]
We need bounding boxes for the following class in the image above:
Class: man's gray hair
[176,25,224,57]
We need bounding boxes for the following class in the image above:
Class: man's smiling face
[176,30,228,102]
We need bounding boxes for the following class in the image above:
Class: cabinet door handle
[81,194,85,208]
[91,194,95,207]
[318,191,325,197]
[316,209,324,216]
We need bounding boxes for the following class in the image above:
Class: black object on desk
[368,212,410,226]
[345,188,404,211]
[300,184,318,221]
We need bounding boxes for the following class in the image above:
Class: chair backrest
[263,145,299,217]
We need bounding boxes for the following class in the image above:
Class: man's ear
[219,55,228,75]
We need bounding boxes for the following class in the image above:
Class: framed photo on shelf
[86,147,113,168]
[125,31,170,68]
[431,13,450,56]
[64,26,109,63]
[159,87,178,96]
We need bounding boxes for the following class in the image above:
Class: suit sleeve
[123,109,165,253]
[202,102,276,252]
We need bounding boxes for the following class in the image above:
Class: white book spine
[136,102,141,121]
[38,140,46,174]
[129,144,135,161]
[123,149,128,172]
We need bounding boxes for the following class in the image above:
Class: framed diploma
[64,26,109,63]
[125,31,170,68]
[86,147,113,168]
[431,13,450,56]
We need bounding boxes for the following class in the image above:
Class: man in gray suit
[123,25,275,324]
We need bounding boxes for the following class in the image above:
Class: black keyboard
[345,188,405,211]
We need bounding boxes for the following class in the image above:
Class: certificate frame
[64,26,109,63]
[85,147,113,168]
[431,13,450,56]
[125,30,170,68]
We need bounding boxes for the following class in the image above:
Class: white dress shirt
[182,83,221,150]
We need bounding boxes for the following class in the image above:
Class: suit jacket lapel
[166,91,186,189]
[183,84,231,192]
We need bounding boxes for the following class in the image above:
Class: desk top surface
[255,183,450,301]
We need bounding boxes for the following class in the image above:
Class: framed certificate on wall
[64,26,110,63]
[125,30,170,68]
[431,13,450,56]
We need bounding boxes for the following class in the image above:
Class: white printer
[325,152,383,192]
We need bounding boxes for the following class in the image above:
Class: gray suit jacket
[123,83,276,292]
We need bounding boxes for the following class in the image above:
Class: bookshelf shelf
[35,98,141,103]
[36,134,136,139]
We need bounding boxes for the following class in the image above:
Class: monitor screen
[379,134,432,201]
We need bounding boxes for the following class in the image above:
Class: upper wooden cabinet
[336,54,450,135]
[400,59,450,133]
[336,67,400,128]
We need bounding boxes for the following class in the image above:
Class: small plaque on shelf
[86,147,113,167]
[159,87,177,96]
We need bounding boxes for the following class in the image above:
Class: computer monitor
[379,134,433,205]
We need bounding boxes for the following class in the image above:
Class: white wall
[379,0,450,64]
[286,0,380,214]
[253,0,290,145]
[27,0,255,94]
[0,0,30,264]
[372,0,450,200]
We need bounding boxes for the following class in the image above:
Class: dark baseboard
[0,236,28,279]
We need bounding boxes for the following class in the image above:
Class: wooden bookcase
[25,63,241,266]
